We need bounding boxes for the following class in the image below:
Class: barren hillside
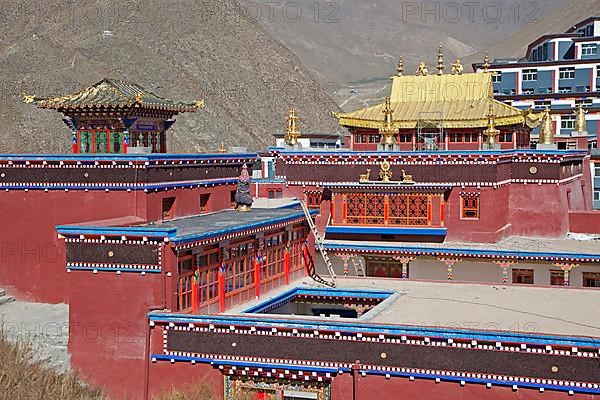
[0,0,341,153]
[242,0,570,85]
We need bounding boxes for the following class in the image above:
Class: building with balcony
[473,17,600,150]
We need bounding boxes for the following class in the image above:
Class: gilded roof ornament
[539,107,554,145]
[451,59,463,75]
[482,103,500,148]
[396,57,404,76]
[482,50,491,72]
[134,93,144,104]
[195,99,205,109]
[379,96,397,146]
[218,141,227,153]
[574,104,587,133]
[22,93,36,104]
[416,61,428,76]
[285,108,301,146]
[437,45,445,76]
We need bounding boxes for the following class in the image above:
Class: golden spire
[482,50,491,72]
[451,59,463,75]
[22,93,36,104]
[380,96,397,146]
[218,141,227,153]
[482,103,499,149]
[539,107,554,145]
[416,61,428,76]
[574,104,587,133]
[285,108,301,146]
[437,45,445,75]
[396,57,404,76]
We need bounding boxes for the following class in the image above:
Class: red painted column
[284,246,290,285]
[72,132,78,153]
[254,256,261,298]
[218,263,226,313]
[123,132,128,154]
[192,269,199,314]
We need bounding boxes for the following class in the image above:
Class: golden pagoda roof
[23,78,203,113]
[335,73,539,129]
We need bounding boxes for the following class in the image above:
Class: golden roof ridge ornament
[195,99,205,109]
[285,108,301,146]
[482,50,491,72]
[437,45,445,76]
[482,103,500,149]
[539,107,554,145]
[396,57,404,76]
[22,93,36,104]
[451,59,463,75]
[218,141,227,153]
[416,61,428,76]
[380,96,397,146]
[574,103,587,133]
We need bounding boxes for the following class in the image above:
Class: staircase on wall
[299,201,336,287]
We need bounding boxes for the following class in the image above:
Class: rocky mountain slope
[242,0,570,85]
[0,0,341,153]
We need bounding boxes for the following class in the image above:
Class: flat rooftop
[324,236,600,263]
[229,278,600,338]
[57,201,312,243]
[141,204,311,245]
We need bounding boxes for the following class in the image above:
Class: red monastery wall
[0,190,145,302]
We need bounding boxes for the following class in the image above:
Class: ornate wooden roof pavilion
[23,78,204,154]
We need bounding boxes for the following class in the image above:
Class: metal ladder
[351,257,366,277]
[299,200,336,287]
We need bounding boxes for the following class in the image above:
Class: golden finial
[437,45,445,75]
[379,96,397,146]
[195,99,205,109]
[482,103,500,149]
[285,108,301,146]
[416,61,428,76]
[574,104,587,133]
[22,93,35,104]
[135,93,143,103]
[482,50,491,72]
[539,107,554,145]
[396,57,404,76]
[218,141,227,153]
[379,160,393,183]
[451,59,463,75]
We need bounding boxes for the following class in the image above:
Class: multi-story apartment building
[474,16,600,150]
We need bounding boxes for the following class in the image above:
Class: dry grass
[0,331,106,400]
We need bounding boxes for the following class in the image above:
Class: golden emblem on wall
[359,169,371,183]
[379,161,393,183]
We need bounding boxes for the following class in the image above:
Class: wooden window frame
[460,195,480,220]
[512,268,534,285]
[583,272,600,288]
[550,269,565,286]
[162,197,176,221]
[177,255,194,312]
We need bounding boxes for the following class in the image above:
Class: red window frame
[460,195,480,220]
